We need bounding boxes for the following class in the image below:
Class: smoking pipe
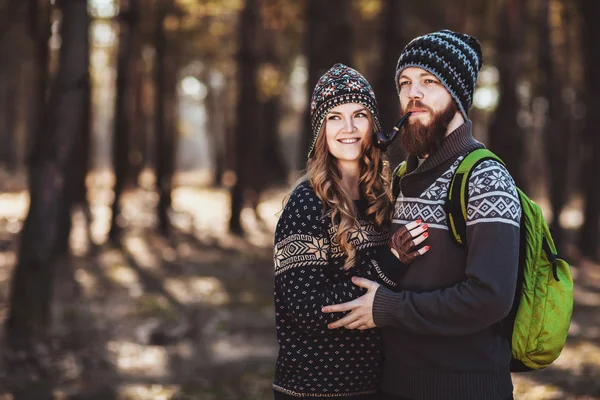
[372,112,411,150]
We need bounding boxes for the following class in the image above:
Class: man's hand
[322,277,380,330]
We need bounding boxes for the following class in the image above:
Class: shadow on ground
[0,188,597,400]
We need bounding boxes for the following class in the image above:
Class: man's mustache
[403,100,433,114]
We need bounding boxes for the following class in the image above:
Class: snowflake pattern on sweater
[392,156,463,230]
[392,157,521,229]
[466,160,521,227]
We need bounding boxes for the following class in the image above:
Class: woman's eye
[327,115,340,120]
[355,112,367,118]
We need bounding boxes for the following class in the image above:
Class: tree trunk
[229,0,262,234]
[579,0,600,260]
[16,59,31,175]
[208,69,227,186]
[7,0,89,349]
[110,0,139,243]
[6,80,18,171]
[0,78,18,171]
[262,97,286,183]
[55,51,91,257]
[127,54,146,186]
[27,0,51,167]
[538,0,571,255]
[374,0,409,166]
[0,0,22,41]
[259,14,287,185]
[154,1,177,237]
[299,0,353,169]
[488,0,526,189]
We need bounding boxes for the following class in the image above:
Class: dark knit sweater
[373,121,522,400]
[273,181,406,398]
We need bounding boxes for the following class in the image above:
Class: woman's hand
[389,219,430,264]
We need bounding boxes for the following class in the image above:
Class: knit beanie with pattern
[395,29,483,119]
[308,63,382,158]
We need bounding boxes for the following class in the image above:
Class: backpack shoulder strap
[447,149,505,246]
[391,161,407,200]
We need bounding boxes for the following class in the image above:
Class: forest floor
[0,175,597,399]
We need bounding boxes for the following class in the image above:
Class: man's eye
[425,79,438,84]
[399,81,410,86]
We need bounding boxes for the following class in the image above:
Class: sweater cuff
[373,286,401,328]
[373,247,409,289]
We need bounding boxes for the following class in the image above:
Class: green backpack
[392,148,574,371]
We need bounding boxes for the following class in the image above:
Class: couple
[273,30,520,400]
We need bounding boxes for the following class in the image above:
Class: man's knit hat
[308,63,382,158]
[395,29,483,119]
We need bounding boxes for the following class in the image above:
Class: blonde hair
[303,118,393,270]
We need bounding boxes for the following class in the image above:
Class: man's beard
[400,100,458,158]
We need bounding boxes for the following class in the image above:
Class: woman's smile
[338,138,361,144]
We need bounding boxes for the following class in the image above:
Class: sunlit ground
[0,169,598,399]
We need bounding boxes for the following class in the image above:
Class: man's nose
[408,83,423,100]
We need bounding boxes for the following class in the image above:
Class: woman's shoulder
[276,180,327,240]
[289,179,319,202]
[283,180,324,219]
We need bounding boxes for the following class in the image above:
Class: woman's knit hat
[308,63,382,158]
[395,29,483,119]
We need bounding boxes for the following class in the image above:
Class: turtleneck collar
[397,120,485,198]
[405,120,483,175]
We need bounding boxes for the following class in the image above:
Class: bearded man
[322,30,522,400]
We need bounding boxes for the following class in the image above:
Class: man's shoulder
[465,159,522,225]
[467,159,518,194]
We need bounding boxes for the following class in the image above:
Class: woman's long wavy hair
[304,115,394,270]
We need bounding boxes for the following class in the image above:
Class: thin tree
[27,0,52,156]
[0,0,22,40]
[538,0,571,254]
[0,69,18,171]
[246,0,288,215]
[127,51,147,186]
[260,12,287,185]
[110,0,140,243]
[125,3,148,189]
[6,0,90,349]
[154,0,179,237]
[207,66,227,187]
[579,0,600,260]
[488,0,526,189]
[229,0,262,235]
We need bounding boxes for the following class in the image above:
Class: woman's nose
[343,117,355,133]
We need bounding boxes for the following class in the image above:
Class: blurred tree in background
[7,0,91,351]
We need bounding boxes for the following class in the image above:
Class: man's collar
[405,120,483,174]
